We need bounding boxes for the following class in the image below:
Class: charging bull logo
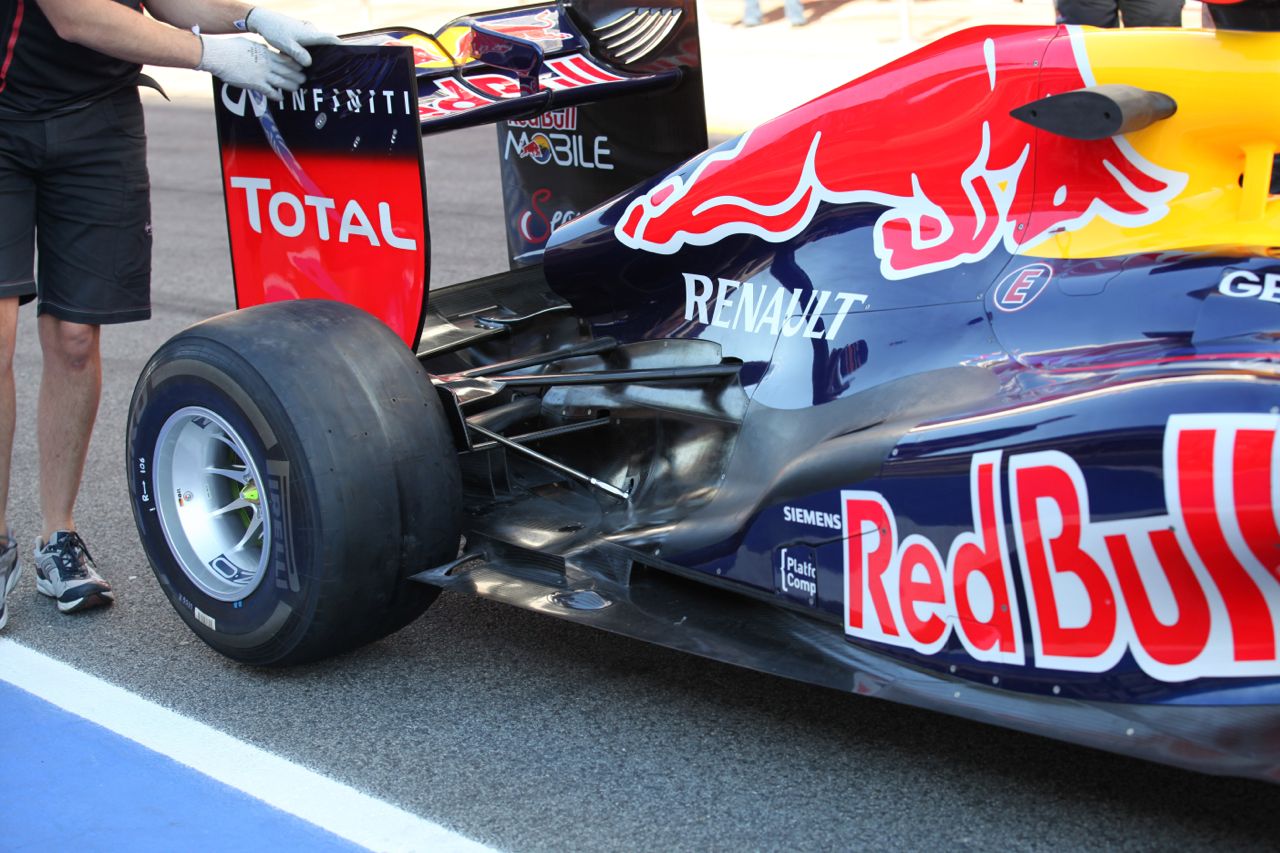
[843,414,1280,682]
[616,27,1186,281]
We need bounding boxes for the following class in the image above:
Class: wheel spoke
[209,431,241,455]
[209,496,254,518]
[206,465,251,484]
[232,508,264,553]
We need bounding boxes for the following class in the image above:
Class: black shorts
[0,88,152,325]
[1055,0,1184,27]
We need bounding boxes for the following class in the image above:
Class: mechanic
[1054,0,1185,27]
[0,0,337,628]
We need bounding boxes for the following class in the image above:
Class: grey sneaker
[0,529,19,629]
[34,531,113,613]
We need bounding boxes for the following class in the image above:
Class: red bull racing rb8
[128,0,1280,781]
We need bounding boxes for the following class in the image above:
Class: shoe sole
[35,576,113,613]
[0,561,20,629]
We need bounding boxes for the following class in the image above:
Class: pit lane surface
[2,101,1277,851]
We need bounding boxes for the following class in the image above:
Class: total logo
[993,263,1052,312]
[227,176,418,251]
[505,129,613,170]
[842,414,1280,682]
[1218,269,1280,303]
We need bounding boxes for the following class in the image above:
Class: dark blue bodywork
[538,184,1280,716]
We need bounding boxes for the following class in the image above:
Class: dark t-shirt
[0,0,144,117]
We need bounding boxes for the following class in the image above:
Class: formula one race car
[127,0,1280,781]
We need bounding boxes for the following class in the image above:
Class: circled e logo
[994,263,1054,312]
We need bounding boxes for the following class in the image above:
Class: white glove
[197,35,306,99]
[244,7,342,68]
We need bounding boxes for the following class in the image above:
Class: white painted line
[0,639,494,853]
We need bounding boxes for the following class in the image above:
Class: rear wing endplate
[213,1,706,351]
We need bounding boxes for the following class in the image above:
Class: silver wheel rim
[153,406,271,602]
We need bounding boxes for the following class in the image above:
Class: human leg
[785,0,806,26]
[34,89,151,536]
[0,299,17,537]
[1055,0,1121,26]
[0,113,41,629]
[27,90,152,612]
[0,120,39,538]
[33,318,113,612]
[0,300,17,629]
[1119,0,1184,26]
[36,316,101,539]
[743,0,762,26]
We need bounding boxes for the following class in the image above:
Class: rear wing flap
[343,4,686,135]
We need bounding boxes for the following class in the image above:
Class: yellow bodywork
[1027,27,1280,260]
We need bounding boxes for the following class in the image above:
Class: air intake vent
[593,7,683,65]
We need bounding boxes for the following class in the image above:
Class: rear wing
[213,0,706,349]
[344,4,690,135]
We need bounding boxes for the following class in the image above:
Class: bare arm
[140,0,255,35]
[36,1,330,95]
[35,0,202,68]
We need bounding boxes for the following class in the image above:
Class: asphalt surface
[4,99,1279,852]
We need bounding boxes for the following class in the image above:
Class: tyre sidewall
[128,346,321,659]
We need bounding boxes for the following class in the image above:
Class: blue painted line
[0,681,364,852]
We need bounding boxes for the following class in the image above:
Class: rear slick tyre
[126,300,462,666]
